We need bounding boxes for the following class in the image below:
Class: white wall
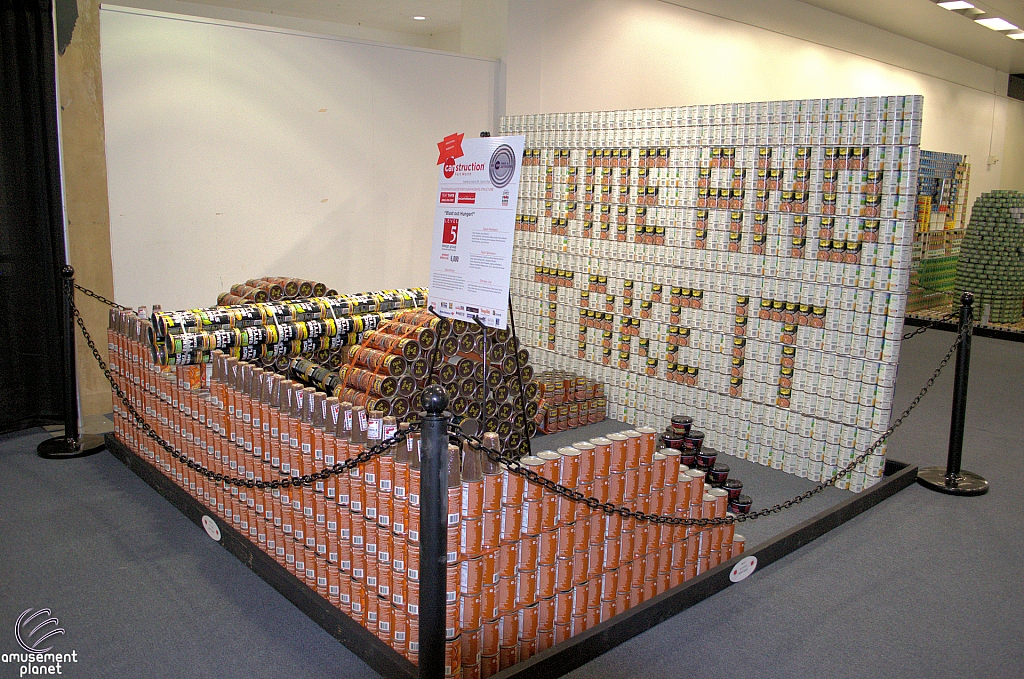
[101,6,498,311]
[506,0,1022,204]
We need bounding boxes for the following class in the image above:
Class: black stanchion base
[37,433,106,459]
[917,467,989,496]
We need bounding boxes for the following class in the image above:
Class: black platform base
[917,466,989,496]
[38,433,106,459]
[103,434,418,679]
[105,433,917,679]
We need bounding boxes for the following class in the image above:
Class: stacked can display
[502,96,925,490]
[146,288,427,369]
[533,370,607,433]
[287,310,545,456]
[217,276,338,305]
[908,151,970,312]
[108,307,748,679]
[954,190,1024,325]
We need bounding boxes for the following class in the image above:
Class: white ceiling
[178,0,1024,73]
[795,0,1024,73]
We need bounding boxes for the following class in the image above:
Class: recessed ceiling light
[412,15,426,20]
[937,1,974,10]
[1008,32,1024,39]
[975,17,1019,31]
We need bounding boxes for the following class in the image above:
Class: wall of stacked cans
[502,95,923,490]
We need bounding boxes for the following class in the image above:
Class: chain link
[454,323,966,527]
[902,311,958,340]
[68,279,964,523]
[67,278,408,489]
[73,281,130,311]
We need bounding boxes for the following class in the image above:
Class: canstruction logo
[3,608,78,676]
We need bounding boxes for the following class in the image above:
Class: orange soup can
[519,534,540,569]
[481,510,501,551]
[461,557,485,595]
[573,441,596,484]
[498,541,519,578]
[539,528,558,565]
[606,433,628,473]
[589,437,612,474]
[538,563,557,599]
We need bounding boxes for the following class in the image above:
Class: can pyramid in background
[954,190,1024,325]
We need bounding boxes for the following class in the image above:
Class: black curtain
[0,0,69,434]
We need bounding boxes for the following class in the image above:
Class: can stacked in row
[288,309,546,457]
[217,276,338,305]
[146,288,427,367]
[533,370,607,433]
[108,308,748,679]
[109,308,451,666]
[446,429,747,678]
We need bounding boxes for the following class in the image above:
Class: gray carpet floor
[1,327,1021,678]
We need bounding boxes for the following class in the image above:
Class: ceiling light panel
[975,17,1020,31]
[937,1,975,10]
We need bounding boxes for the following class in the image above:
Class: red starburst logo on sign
[437,132,465,165]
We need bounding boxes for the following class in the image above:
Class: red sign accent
[440,192,456,204]
[437,133,465,165]
[457,192,476,204]
[442,218,459,244]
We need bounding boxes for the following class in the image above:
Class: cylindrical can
[461,593,483,631]
[573,441,597,484]
[522,499,543,536]
[518,569,538,607]
[481,510,501,551]
[519,535,540,569]
[498,542,520,578]
[554,589,573,625]
[555,558,573,592]
[622,430,642,469]
[462,517,484,558]
[589,437,612,475]
[502,465,526,505]
[538,563,557,599]
[606,433,628,473]
[539,529,558,565]
[461,557,485,595]
[500,505,523,544]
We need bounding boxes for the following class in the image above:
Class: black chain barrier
[902,311,957,340]
[452,323,967,528]
[65,276,410,490]
[73,281,129,311]
[71,280,964,523]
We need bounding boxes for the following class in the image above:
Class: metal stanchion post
[37,266,106,459]
[918,292,989,496]
[418,385,450,678]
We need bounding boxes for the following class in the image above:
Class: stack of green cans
[954,190,1024,324]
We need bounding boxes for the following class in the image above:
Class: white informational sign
[428,133,525,329]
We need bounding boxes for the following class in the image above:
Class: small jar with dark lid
[670,415,693,436]
[661,431,685,451]
[729,494,752,514]
[695,448,717,471]
[707,462,730,486]
[723,478,743,501]
[683,429,704,454]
